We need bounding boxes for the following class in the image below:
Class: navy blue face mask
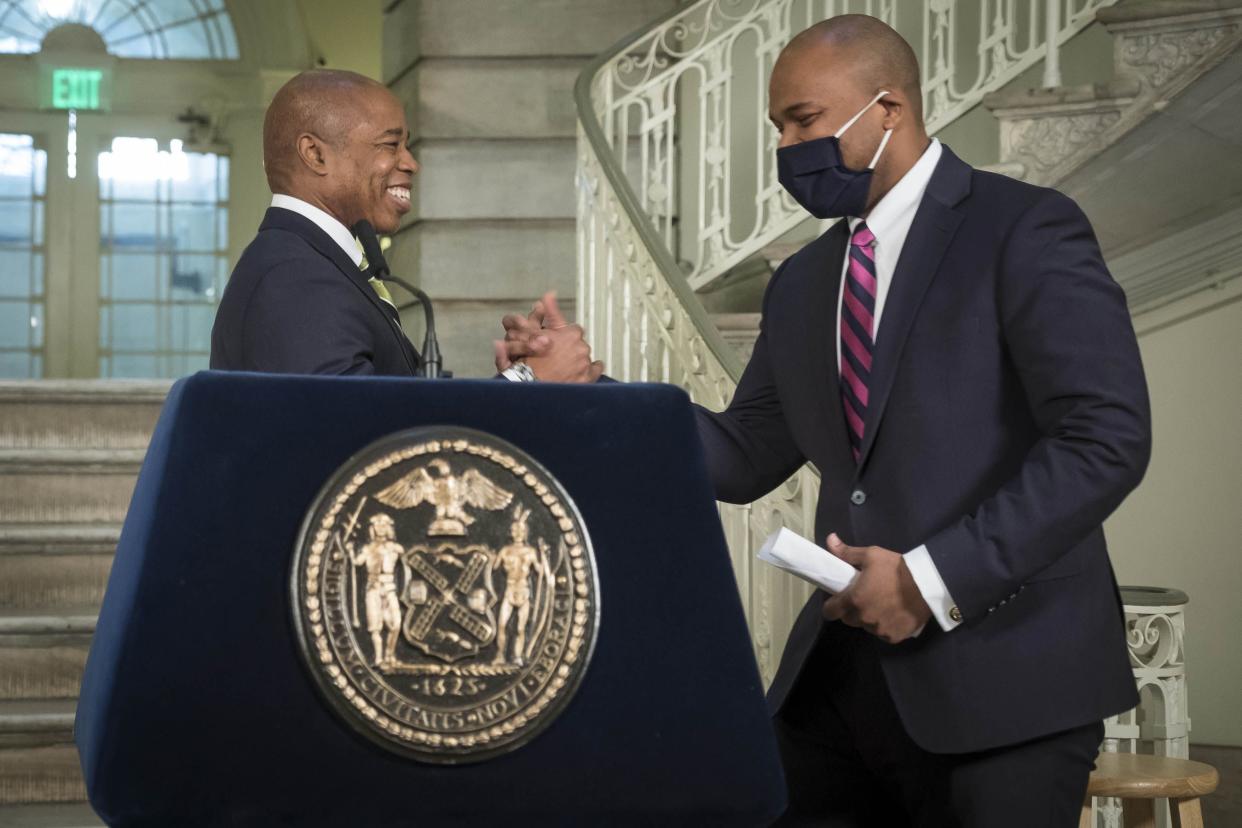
[777,91,892,219]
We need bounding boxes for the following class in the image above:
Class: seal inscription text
[291,427,599,763]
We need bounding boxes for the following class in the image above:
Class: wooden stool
[1079,752,1219,828]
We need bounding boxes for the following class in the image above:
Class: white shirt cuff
[905,544,962,632]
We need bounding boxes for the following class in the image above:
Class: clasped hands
[822,534,932,644]
[494,291,603,383]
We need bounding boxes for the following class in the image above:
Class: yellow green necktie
[368,275,396,310]
[355,241,397,311]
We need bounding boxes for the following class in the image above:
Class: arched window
[0,0,238,59]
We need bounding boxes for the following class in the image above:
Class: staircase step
[0,553,114,613]
[0,700,77,749]
[712,313,761,362]
[0,525,121,556]
[0,611,96,701]
[1097,0,1242,28]
[982,79,1140,118]
[412,138,577,220]
[0,381,167,451]
[760,240,808,272]
[0,702,83,807]
[0,449,146,473]
[0,745,85,806]
[0,525,118,608]
[0,802,102,827]
[0,450,142,525]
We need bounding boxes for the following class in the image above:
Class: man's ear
[877,94,904,131]
[295,133,330,177]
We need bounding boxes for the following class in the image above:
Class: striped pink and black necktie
[840,222,876,463]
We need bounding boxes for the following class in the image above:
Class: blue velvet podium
[75,372,786,827]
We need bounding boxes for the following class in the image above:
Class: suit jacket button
[850,489,866,506]
[949,606,963,623]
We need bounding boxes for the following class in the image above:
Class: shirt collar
[849,138,943,242]
[270,194,363,268]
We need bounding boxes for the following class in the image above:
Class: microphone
[351,220,443,378]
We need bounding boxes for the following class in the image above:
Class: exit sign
[35,56,114,113]
[50,68,104,110]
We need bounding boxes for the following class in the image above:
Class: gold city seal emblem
[291,427,599,763]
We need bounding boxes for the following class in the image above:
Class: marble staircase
[0,381,168,826]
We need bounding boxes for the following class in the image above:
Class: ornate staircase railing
[589,0,1119,291]
[575,0,1117,682]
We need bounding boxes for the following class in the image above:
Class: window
[0,0,238,59]
[0,134,46,378]
[98,136,227,378]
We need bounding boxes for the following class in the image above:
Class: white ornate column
[1092,586,1190,828]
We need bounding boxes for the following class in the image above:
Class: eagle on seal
[375,458,514,536]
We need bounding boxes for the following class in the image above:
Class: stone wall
[382,0,680,377]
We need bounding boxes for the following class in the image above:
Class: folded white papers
[757,528,858,594]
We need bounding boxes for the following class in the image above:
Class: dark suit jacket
[696,146,1149,754]
[211,208,421,376]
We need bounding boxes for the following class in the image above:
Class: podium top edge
[178,371,686,394]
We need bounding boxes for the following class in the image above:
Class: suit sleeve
[694,264,807,504]
[241,260,379,376]
[925,190,1152,619]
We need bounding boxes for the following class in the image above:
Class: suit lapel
[260,208,421,375]
[799,223,856,473]
[856,149,970,469]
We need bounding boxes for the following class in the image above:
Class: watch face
[291,426,599,763]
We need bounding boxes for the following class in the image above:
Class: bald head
[262,69,417,233]
[769,16,929,214]
[263,69,389,192]
[782,14,922,123]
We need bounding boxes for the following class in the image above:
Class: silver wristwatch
[502,361,537,383]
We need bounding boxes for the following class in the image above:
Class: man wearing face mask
[500,15,1148,822]
[691,15,1149,827]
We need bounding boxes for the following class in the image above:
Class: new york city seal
[291,427,599,763]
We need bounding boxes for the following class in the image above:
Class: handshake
[491,291,604,384]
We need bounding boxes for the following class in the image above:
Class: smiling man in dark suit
[211,69,597,381]
[689,15,1152,828]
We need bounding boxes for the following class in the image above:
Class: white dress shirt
[833,138,962,633]
[270,194,362,268]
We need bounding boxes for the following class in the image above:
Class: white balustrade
[576,128,817,681]
[1090,587,1192,828]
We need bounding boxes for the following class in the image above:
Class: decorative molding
[988,5,1242,188]
[1001,107,1125,176]
[1116,23,1240,88]
[1131,276,1242,336]
[1109,202,1242,325]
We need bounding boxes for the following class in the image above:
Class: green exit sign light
[51,68,103,110]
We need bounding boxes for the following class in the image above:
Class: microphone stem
[349,219,443,378]
[380,274,441,378]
